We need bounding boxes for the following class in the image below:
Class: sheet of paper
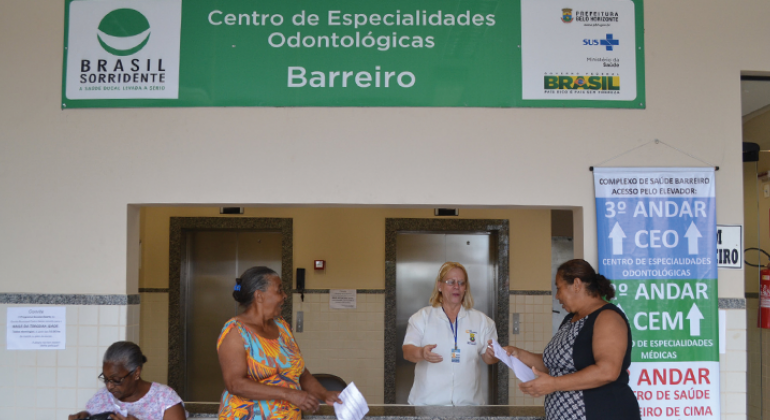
[329,289,357,309]
[7,307,66,350]
[491,340,536,382]
[333,382,369,420]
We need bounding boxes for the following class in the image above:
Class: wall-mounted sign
[594,167,720,420]
[521,0,640,104]
[716,225,742,269]
[7,307,66,350]
[62,0,644,108]
[330,289,357,309]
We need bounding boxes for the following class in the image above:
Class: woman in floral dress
[217,266,342,420]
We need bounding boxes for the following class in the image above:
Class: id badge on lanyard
[443,308,460,363]
[451,347,461,363]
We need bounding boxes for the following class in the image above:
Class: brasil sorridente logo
[97,8,151,56]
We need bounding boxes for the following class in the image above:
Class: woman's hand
[68,412,90,420]
[287,388,321,413]
[519,366,557,398]
[484,340,496,360]
[323,390,343,406]
[421,344,443,363]
[482,340,499,364]
[504,346,519,358]
[402,344,442,363]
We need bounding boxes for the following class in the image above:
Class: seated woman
[68,341,186,420]
[217,266,342,420]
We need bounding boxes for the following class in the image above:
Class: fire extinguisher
[760,266,770,329]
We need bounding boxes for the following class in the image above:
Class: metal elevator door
[395,233,496,405]
[183,230,282,402]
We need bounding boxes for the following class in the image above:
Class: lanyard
[442,307,459,350]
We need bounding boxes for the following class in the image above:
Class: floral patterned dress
[217,317,305,420]
[85,382,184,419]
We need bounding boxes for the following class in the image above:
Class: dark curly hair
[557,259,615,300]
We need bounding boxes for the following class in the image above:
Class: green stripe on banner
[613,279,718,362]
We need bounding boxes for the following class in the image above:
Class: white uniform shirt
[403,305,498,406]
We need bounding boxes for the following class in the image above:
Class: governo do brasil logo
[97,8,151,56]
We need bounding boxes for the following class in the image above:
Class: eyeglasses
[441,279,466,287]
[98,369,136,386]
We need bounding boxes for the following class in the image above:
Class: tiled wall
[0,303,139,419]
[721,309,748,420]
[747,298,770,420]
[139,292,170,384]
[507,295,552,406]
[291,293,385,404]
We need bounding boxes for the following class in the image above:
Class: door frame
[384,218,510,404]
[167,217,293,398]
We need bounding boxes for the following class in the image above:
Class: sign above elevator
[62,0,645,109]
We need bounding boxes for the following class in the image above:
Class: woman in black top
[505,259,640,420]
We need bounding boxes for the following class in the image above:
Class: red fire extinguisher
[760,266,770,329]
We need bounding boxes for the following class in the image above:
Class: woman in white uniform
[402,261,499,406]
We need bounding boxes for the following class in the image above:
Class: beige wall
[1,0,761,299]
[140,206,553,291]
[1,0,766,416]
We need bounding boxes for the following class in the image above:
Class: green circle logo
[97,9,151,56]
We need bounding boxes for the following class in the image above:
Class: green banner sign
[613,279,718,362]
[62,0,645,108]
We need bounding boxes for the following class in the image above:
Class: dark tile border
[718,298,746,309]
[510,290,551,295]
[384,218,510,405]
[0,293,140,305]
[746,292,759,299]
[167,217,293,398]
[139,288,170,293]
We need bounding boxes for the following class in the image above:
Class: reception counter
[187,404,545,420]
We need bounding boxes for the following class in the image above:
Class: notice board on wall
[62,0,645,108]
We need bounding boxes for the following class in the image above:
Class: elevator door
[183,231,282,401]
[395,233,496,404]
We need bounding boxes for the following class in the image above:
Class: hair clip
[234,284,241,291]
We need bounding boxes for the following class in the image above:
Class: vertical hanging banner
[594,167,719,419]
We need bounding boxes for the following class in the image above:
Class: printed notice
[716,225,742,269]
[7,307,66,350]
[330,289,357,309]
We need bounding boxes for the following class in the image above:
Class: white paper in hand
[491,340,536,382]
[333,382,369,420]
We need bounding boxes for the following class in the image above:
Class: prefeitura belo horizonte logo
[97,8,151,56]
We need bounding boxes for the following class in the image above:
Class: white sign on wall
[7,307,66,350]
[520,0,637,101]
[65,0,182,100]
[330,289,357,309]
[716,225,742,269]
